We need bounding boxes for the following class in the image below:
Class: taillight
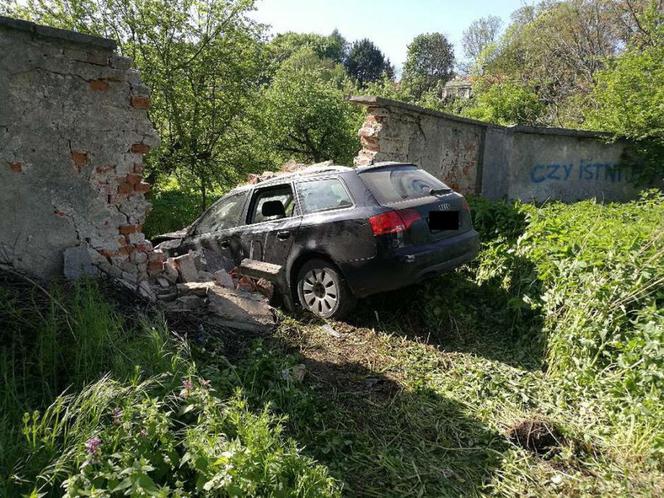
[368,209,421,236]
[461,198,470,212]
[398,208,421,229]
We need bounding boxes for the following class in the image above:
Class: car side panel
[286,207,378,293]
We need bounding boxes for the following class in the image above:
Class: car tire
[296,259,356,319]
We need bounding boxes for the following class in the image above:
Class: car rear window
[358,166,449,204]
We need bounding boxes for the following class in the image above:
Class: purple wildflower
[180,378,194,399]
[85,436,102,456]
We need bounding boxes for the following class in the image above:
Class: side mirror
[261,200,286,218]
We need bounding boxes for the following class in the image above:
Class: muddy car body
[156,163,480,318]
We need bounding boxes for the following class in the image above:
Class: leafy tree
[262,48,360,164]
[465,80,545,126]
[482,0,658,126]
[344,39,393,87]
[268,29,347,66]
[9,0,266,210]
[402,32,455,99]
[461,15,502,63]
[584,5,664,182]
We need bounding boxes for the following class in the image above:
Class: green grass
[1,192,662,496]
[0,280,337,497]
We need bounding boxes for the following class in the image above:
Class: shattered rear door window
[249,185,296,224]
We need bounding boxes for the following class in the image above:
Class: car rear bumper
[342,229,480,298]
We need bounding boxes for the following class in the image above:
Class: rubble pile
[85,246,278,332]
[245,159,333,184]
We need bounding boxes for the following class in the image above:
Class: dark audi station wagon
[157,162,479,319]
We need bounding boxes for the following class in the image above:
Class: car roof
[354,161,417,173]
[226,162,419,196]
[227,165,354,194]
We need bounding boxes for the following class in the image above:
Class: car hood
[153,228,188,242]
[152,228,189,252]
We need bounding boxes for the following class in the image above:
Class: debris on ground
[321,323,343,338]
[281,364,306,383]
[507,419,564,455]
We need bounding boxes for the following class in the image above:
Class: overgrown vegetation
[0,279,336,496]
[2,195,662,495]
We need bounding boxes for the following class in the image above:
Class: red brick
[89,79,109,91]
[119,224,141,235]
[117,182,133,194]
[130,96,151,109]
[8,161,22,173]
[99,249,117,259]
[71,151,88,170]
[126,173,142,184]
[148,260,164,273]
[131,143,150,154]
[53,210,66,217]
[148,250,166,263]
[134,181,150,193]
[118,236,129,246]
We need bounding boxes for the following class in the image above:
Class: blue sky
[250,0,529,70]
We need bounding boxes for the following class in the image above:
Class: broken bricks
[172,253,198,282]
[167,278,277,333]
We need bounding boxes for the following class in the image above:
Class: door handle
[276,230,291,240]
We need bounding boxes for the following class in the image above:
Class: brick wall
[0,16,160,284]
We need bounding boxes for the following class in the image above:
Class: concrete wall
[506,128,635,202]
[0,16,160,281]
[352,96,640,203]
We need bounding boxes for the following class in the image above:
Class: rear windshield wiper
[429,187,452,196]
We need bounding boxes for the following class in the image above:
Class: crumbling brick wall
[353,96,483,195]
[0,16,159,282]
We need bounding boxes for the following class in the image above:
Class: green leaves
[465,80,544,126]
[402,33,455,99]
[261,48,360,165]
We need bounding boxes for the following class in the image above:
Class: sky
[250,0,530,70]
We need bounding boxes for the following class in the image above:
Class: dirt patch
[507,418,564,456]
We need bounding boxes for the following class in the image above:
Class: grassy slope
[225,192,664,496]
[1,193,662,496]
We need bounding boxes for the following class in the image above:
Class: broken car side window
[195,192,247,234]
[296,178,354,214]
[248,185,296,224]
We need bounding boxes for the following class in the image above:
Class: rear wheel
[296,259,355,319]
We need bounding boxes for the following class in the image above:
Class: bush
[464,80,545,126]
[144,188,212,238]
